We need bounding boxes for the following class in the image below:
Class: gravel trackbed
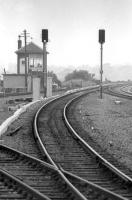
[75,92,132,171]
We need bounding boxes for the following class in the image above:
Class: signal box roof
[15,42,43,54]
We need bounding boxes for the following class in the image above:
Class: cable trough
[34,86,132,199]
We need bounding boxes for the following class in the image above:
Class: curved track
[1,85,132,199]
[104,85,132,99]
[34,87,132,199]
[0,89,96,200]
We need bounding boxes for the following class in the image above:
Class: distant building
[15,41,43,74]
[3,74,32,93]
[3,37,45,93]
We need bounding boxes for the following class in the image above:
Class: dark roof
[15,42,43,54]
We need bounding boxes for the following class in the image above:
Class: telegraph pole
[21,30,30,92]
[42,29,48,98]
[24,30,27,91]
[98,29,105,99]
[100,43,103,99]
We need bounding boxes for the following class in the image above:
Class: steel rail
[34,89,95,200]
[104,86,132,99]
[116,85,132,96]
[34,85,99,168]
[0,144,126,200]
[34,86,127,200]
[0,144,86,200]
[63,93,132,185]
[0,168,51,200]
[0,144,58,171]
[1,144,93,200]
[61,168,127,200]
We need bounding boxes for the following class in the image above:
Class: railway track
[104,85,132,99]
[0,86,119,200]
[0,144,90,200]
[1,85,132,199]
[0,144,73,199]
[34,87,132,199]
[0,92,87,199]
[0,143,123,200]
[65,90,132,178]
[0,168,50,200]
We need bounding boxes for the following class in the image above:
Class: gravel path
[74,92,132,171]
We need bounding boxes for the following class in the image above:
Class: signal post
[42,29,48,98]
[98,29,105,99]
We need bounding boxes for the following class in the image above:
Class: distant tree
[105,78,111,83]
[64,70,95,81]
[48,71,61,87]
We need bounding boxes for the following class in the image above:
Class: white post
[33,77,40,101]
[47,77,52,97]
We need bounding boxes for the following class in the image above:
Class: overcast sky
[0,0,132,71]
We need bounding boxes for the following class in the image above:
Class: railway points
[0,85,132,199]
